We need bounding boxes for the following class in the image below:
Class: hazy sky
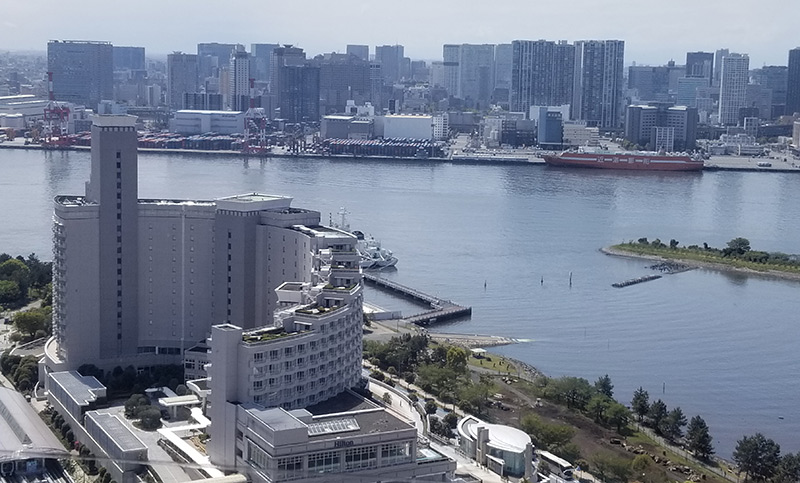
[3,0,798,66]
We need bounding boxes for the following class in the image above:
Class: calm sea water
[1,148,798,458]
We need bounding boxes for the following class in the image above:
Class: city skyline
[3,0,799,67]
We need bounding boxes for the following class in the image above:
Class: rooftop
[85,411,147,453]
[0,387,67,462]
[48,371,106,407]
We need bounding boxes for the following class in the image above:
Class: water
[1,148,799,457]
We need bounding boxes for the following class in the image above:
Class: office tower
[751,66,788,118]
[714,48,729,85]
[317,53,371,114]
[167,52,199,110]
[410,60,429,82]
[374,44,404,84]
[676,77,710,107]
[429,61,445,88]
[573,40,625,128]
[718,53,749,125]
[230,50,251,111]
[625,104,697,151]
[493,43,513,102]
[346,44,369,61]
[786,48,800,116]
[510,40,575,115]
[112,46,145,71]
[197,43,242,81]
[685,51,713,84]
[47,40,114,107]
[269,45,306,96]
[369,62,383,109]
[251,43,279,82]
[745,84,773,120]
[278,65,320,122]
[446,44,495,107]
[182,92,223,110]
[442,44,460,97]
[628,62,685,102]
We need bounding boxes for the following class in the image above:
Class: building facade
[510,40,575,116]
[718,53,749,125]
[685,51,714,84]
[230,51,251,111]
[573,40,625,128]
[375,45,404,84]
[786,48,800,116]
[346,44,369,61]
[624,104,697,151]
[42,115,347,376]
[48,40,114,107]
[167,52,199,110]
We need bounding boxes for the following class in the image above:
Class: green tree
[647,399,668,433]
[662,407,687,441]
[0,258,31,296]
[445,346,468,373]
[13,308,50,337]
[630,454,652,473]
[775,452,800,483]
[594,374,614,398]
[549,376,593,411]
[521,414,576,452]
[138,407,163,430]
[0,280,21,304]
[686,415,714,460]
[727,237,751,255]
[631,387,649,421]
[586,394,611,423]
[443,412,459,429]
[424,400,438,415]
[606,402,631,433]
[124,394,150,418]
[590,453,631,483]
[733,433,781,482]
[175,384,188,396]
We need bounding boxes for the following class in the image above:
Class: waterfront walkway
[362,273,472,325]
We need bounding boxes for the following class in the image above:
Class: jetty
[612,274,662,288]
[362,273,472,325]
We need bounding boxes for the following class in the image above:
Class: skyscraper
[718,53,749,125]
[714,48,729,85]
[112,46,145,71]
[278,65,320,122]
[251,43,279,82]
[510,40,575,115]
[167,52,199,109]
[786,48,800,116]
[685,51,714,85]
[442,44,461,97]
[751,65,788,118]
[493,44,513,103]
[269,45,306,95]
[572,40,625,128]
[316,53,371,114]
[230,50,251,111]
[457,44,495,106]
[346,44,369,61]
[374,45,404,84]
[48,40,114,107]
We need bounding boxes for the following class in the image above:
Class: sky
[2,0,798,66]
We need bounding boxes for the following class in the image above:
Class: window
[253,380,263,390]
[345,446,377,471]
[307,451,339,474]
[381,442,412,466]
[254,352,264,362]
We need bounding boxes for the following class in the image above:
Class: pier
[362,273,472,325]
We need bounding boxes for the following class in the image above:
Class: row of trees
[631,237,800,268]
[631,387,714,460]
[0,352,39,393]
[124,393,163,430]
[538,374,632,435]
[733,433,800,483]
[364,333,494,415]
[78,363,185,398]
[0,253,52,307]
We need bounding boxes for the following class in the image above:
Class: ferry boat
[543,150,704,171]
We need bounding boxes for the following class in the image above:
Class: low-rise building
[562,121,599,147]
[457,415,533,479]
[170,109,245,134]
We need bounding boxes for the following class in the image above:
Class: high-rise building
[230,51,251,111]
[251,43,279,82]
[627,62,685,102]
[112,46,145,71]
[718,52,749,125]
[786,48,800,116]
[573,40,625,128]
[456,44,495,106]
[442,44,460,97]
[714,48,729,85]
[374,45,404,84]
[197,43,242,80]
[42,114,352,374]
[316,53,371,114]
[676,77,710,108]
[685,51,714,85]
[269,45,306,95]
[167,52,199,110]
[346,44,369,61]
[510,40,575,116]
[48,40,114,107]
[493,43,513,103]
[278,65,320,122]
[751,65,788,118]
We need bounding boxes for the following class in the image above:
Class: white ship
[331,209,398,270]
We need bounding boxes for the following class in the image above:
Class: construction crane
[42,71,72,147]
[242,78,270,155]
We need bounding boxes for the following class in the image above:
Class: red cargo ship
[542,151,704,171]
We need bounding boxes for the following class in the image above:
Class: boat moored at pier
[543,150,704,171]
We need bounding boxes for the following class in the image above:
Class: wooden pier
[362,273,472,325]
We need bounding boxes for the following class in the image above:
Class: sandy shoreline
[601,246,800,282]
